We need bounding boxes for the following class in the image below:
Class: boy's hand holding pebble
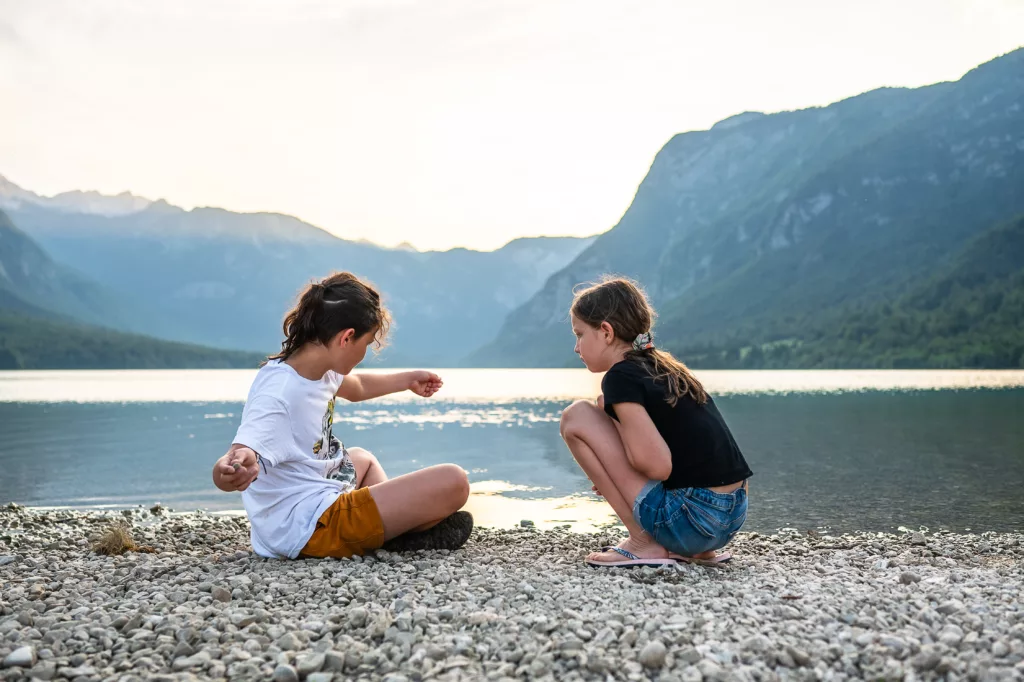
[213,446,260,492]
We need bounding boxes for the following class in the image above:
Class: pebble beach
[2,504,1023,681]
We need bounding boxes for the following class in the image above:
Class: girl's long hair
[266,271,391,363]
[571,276,707,406]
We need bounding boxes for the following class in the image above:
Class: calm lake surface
[1,369,1022,533]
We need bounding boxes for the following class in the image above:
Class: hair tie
[633,332,654,351]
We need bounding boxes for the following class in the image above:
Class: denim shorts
[633,480,748,556]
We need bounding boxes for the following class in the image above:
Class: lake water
[1,369,1023,534]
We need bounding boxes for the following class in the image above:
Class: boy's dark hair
[570,276,707,406]
[267,271,391,363]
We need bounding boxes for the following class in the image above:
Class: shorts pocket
[682,501,717,539]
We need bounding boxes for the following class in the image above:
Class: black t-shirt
[601,360,752,489]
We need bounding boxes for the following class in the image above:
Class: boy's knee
[442,464,470,505]
[559,399,594,438]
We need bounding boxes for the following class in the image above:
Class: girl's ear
[599,321,615,344]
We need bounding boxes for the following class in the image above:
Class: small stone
[28,661,56,681]
[3,646,36,668]
[785,645,810,666]
[992,640,1010,657]
[348,607,368,628]
[680,666,703,682]
[900,571,921,584]
[277,632,302,651]
[520,520,535,527]
[323,651,345,672]
[912,652,941,671]
[741,635,770,652]
[0,555,16,567]
[307,674,333,682]
[272,664,300,682]
[173,641,195,659]
[296,653,325,676]
[909,532,926,545]
[638,640,667,668]
[211,586,232,603]
[937,600,963,615]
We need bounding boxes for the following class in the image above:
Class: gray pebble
[2,646,36,668]
[306,674,334,682]
[211,586,232,602]
[0,508,1021,682]
[276,632,302,651]
[272,664,300,682]
[638,640,666,668]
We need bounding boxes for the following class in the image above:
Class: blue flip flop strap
[606,546,640,561]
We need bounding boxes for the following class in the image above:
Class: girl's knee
[559,399,597,438]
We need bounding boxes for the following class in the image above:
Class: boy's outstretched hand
[213,446,260,492]
[409,371,443,398]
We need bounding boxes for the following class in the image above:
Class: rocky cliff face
[470,48,1024,367]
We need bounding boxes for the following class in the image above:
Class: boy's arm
[336,371,442,402]
[212,444,261,492]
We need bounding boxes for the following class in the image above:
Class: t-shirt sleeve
[601,366,647,421]
[325,370,345,393]
[232,396,291,467]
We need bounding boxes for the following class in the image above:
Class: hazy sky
[2,1,1021,250]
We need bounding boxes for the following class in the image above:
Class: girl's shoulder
[605,359,651,381]
[601,360,654,393]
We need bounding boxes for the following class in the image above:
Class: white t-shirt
[233,360,358,558]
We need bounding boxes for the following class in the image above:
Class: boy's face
[332,328,377,374]
[571,314,616,373]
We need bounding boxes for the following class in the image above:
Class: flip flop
[669,551,732,566]
[586,546,680,568]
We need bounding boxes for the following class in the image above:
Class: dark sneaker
[382,511,473,552]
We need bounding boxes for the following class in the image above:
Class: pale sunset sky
[1,0,1022,250]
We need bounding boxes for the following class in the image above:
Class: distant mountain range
[0,210,262,369]
[469,47,1024,369]
[3,48,1021,370]
[0,180,592,367]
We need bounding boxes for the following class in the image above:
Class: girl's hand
[596,394,605,411]
[592,484,603,497]
[213,447,260,492]
[409,371,443,398]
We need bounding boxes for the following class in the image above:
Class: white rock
[2,646,35,668]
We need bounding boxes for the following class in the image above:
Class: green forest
[0,312,264,370]
[674,215,1024,369]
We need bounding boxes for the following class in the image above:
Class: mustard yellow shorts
[300,487,385,559]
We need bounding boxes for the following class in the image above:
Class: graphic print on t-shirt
[313,398,356,493]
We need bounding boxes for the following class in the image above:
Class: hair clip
[633,332,654,351]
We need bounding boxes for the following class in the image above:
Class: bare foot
[587,534,670,564]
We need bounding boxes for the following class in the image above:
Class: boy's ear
[338,329,356,346]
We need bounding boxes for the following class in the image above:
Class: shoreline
[2,506,1023,681]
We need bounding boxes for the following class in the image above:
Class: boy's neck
[284,344,332,381]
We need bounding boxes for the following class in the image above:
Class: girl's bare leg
[559,400,669,562]
[368,464,470,541]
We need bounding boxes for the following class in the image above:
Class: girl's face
[571,314,619,373]
[332,328,377,375]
